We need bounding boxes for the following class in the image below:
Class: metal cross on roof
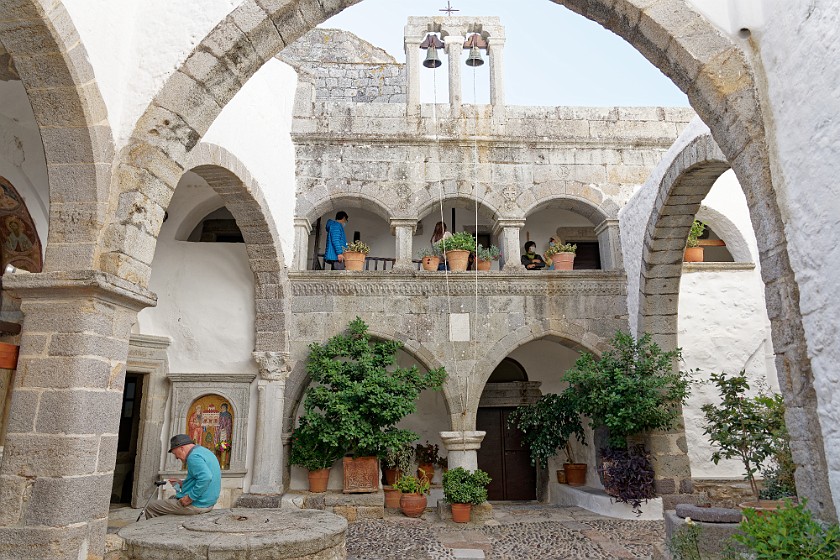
[440,1,459,16]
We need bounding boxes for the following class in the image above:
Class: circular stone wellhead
[119,508,347,559]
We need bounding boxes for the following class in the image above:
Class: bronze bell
[465,45,484,67]
[424,46,442,69]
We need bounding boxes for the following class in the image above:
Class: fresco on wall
[0,177,42,273]
[186,394,233,470]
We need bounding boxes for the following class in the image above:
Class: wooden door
[476,407,536,501]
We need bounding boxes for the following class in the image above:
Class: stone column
[445,36,462,114]
[440,431,486,471]
[404,35,422,117]
[488,37,506,113]
[248,351,293,495]
[390,219,417,273]
[293,217,312,271]
[494,219,525,271]
[0,270,155,560]
[595,219,622,271]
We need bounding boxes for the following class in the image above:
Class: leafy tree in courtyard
[298,317,446,459]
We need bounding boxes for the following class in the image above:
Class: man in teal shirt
[144,434,221,519]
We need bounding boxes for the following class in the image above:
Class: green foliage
[562,331,693,449]
[702,372,788,498]
[734,499,840,559]
[393,474,430,495]
[508,392,585,467]
[668,518,702,560]
[476,244,502,261]
[545,242,577,257]
[442,467,492,505]
[414,441,441,465]
[302,318,447,458]
[437,231,476,252]
[382,442,414,472]
[686,220,706,248]
[289,419,344,471]
[345,240,370,254]
[417,246,442,259]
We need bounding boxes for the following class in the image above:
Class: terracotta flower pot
[564,463,587,487]
[450,503,472,523]
[307,468,330,493]
[683,247,704,262]
[476,259,492,271]
[738,499,791,516]
[399,492,427,518]
[445,250,470,271]
[556,469,567,484]
[343,456,379,493]
[421,256,440,271]
[0,342,19,370]
[417,463,435,482]
[384,487,402,509]
[343,251,367,271]
[551,252,575,270]
[384,468,401,486]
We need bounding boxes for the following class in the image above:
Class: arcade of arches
[0,1,838,558]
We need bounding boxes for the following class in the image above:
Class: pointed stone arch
[0,0,114,271]
[638,124,835,519]
[187,143,289,354]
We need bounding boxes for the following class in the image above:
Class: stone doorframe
[126,334,171,508]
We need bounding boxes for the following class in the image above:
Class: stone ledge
[549,483,663,520]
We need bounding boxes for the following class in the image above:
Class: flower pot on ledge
[343,251,367,271]
[343,456,379,493]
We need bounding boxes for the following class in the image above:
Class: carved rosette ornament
[253,351,293,382]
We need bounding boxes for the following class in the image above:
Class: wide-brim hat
[169,434,193,452]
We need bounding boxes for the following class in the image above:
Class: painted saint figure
[188,405,203,444]
[216,403,233,469]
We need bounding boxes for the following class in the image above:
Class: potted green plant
[393,474,431,517]
[417,246,442,271]
[702,371,792,509]
[475,244,501,271]
[442,467,492,523]
[343,240,370,271]
[733,499,839,559]
[289,420,344,493]
[382,441,413,486]
[562,331,693,511]
[437,231,476,271]
[414,441,441,482]
[684,220,706,262]
[508,392,587,486]
[545,242,577,271]
[302,318,446,493]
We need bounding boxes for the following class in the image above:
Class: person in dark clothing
[521,241,547,270]
[324,211,349,270]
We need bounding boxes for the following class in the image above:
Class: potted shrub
[442,467,492,523]
[702,371,792,510]
[437,231,476,272]
[734,499,839,559]
[545,242,577,271]
[683,220,705,262]
[342,240,370,271]
[417,246,441,271]
[289,420,344,493]
[414,441,441,483]
[508,393,587,486]
[302,318,446,493]
[382,442,413,486]
[563,331,693,512]
[475,244,501,271]
[393,474,430,518]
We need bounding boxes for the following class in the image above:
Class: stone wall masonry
[285,271,627,431]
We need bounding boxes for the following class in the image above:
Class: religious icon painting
[185,394,234,469]
[0,176,42,273]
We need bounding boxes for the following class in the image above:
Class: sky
[321,0,690,108]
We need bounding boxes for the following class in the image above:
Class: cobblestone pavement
[347,504,663,560]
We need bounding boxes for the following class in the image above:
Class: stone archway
[637,123,835,519]
[0,1,113,271]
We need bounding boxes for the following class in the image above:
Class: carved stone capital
[253,351,293,382]
[440,431,486,452]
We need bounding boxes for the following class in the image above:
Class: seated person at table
[521,241,547,270]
